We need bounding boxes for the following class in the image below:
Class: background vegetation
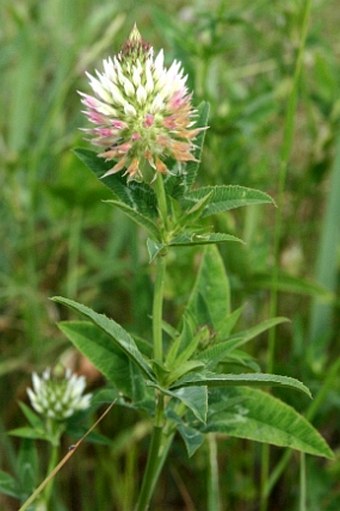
[1,0,339,509]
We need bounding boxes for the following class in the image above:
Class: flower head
[27,368,92,421]
[79,24,202,181]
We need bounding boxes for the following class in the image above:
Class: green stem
[261,2,312,510]
[152,174,168,364]
[135,428,163,511]
[154,175,168,229]
[207,433,221,511]
[43,443,59,508]
[136,174,171,509]
[135,395,166,511]
[152,255,166,364]
[137,236,171,509]
[299,453,306,511]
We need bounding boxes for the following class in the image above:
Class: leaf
[166,360,205,386]
[308,137,340,363]
[18,402,44,431]
[74,148,158,218]
[17,439,39,495]
[215,306,243,339]
[151,384,208,423]
[146,238,163,262]
[146,233,242,261]
[223,350,261,372]
[186,245,231,330]
[202,387,333,458]
[198,317,289,367]
[58,321,148,401]
[167,326,208,369]
[170,371,312,398]
[0,470,21,499]
[90,387,121,406]
[197,338,245,369]
[170,386,208,423]
[225,317,289,346]
[178,189,213,225]
[127,181,158,218]
[184,102,210,190]
[52,297,155,381]
[74,148,132,202]
[104,200,160,240]
[185,185,275,217]
[177,424,205,457]
[8,427,48,441]
[166,311,197,367]
[169,232,244,247]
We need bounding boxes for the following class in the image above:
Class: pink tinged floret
[112,120,127,129]
[80,93,101,109]
[85,111,107,124]
[97,128,115,137]
[102,157,128,178]
[145,149,156,169]
[156,134,172,149]
[155,158,168,174]
[171,140,197,162]
[99,142,132,160]
[116,142,132,153]
[169,90,186,109]
[125,158,140,178]
[163,116,177,129]
[143,113,154,127]
[183,127,205,139]
[81,95,118,117]
[131,132,141,141]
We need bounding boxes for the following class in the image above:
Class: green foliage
[1,1,339,510]
[202,387,333,459]
[170,371,312,398]
[53,247,332,467]
[0,471,21,499]
[184,185,275,216]
[53,297,155,381]
[74,148,158,219]
[58,321,146,400]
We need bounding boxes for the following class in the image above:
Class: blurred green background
[1,0,339,509]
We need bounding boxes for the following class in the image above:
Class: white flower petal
[136,84,147,105]
[154,49,164,73]
[124,102,137,116]
[120,75,135,96]
[145,63,154,94]
[132,65,141,88]
[150,93,164,112]
[86,73,112,103]
[32,372,42,393]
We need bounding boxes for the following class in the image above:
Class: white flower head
[27,367,92,421]
[79,24,204,181]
